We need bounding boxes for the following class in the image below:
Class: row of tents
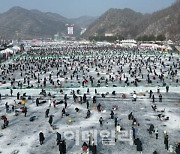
[0,46,20,54]
[0,46,20,60]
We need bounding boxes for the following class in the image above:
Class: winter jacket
[91,145,97,154]
[39,132,45,142]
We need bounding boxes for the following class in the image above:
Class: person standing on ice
[157,86,160,93]
[154,127,158,139]
[45,109,50,118]
[91,142,97,154]
[93,96,96,103]
[5,102,9,113]
[95,89,97,94]
[110,110,114,119]
[164,134,169,150]
[58,140,66,154]
[134,138,143,154]
[36,98,39,106]
[62,140,66,154]
[114,117,118,127]
[86,109,91,119]
[53,100,56,108]
[64,94,67,101]
[62,108,66,117]
[87,88,89,94]
[166,85,169,93]
[86,101,89,109]
[56,132,61,145]
[48,115,53,126]
[83,94,87,103]
[97,103,101,112]
[159,94,162,102]
[132,127,136,140]
[48,99,51,107]
[152,95,155,103]
[24,106,27,117]
[99,117,103,127]
[17,92,20,100]
[64,101,67,109]
[10,89,13,97]
[149,90,153,98]
[39,131,45,145]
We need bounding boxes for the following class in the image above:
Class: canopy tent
[12,46,20,51]
[0,48,14,54]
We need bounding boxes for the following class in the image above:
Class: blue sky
[0,0,176,18]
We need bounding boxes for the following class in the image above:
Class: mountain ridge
[0,6,81,39]
[84,1,180,40]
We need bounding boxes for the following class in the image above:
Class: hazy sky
[0,0,176,18]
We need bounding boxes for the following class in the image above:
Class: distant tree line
[136,34,166,41]
[89,35,124,42]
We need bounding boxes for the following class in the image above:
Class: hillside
[84,8,143,38]
[0,7,81,39]
[70,16,97,28]
[84,1,180,40]
[139,1,180,40]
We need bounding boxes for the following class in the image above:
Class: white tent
[12,46,20,51]
[0,48,14,54]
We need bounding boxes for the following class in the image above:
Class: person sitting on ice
[168,144,175,153]
[75,107,80,113]
[128,112,133,120]
[77,89,80,94]
[112,105,118,111]
[29,116,36,122]
[159,94,162,102]
[122,93,126,99]
[112,91,116,95]
[101,93,105,98]
[148,124,155,134]
[40,89,46,96]
[132,118,138,126]
[82,142,89,153]
[116,124,121,133]
[1,115,9,128]
[152,105,157,111]
[60,89,63,94]
[132,91,137,101]
[175,142,180,154]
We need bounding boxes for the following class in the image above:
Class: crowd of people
[0,44,180,154]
